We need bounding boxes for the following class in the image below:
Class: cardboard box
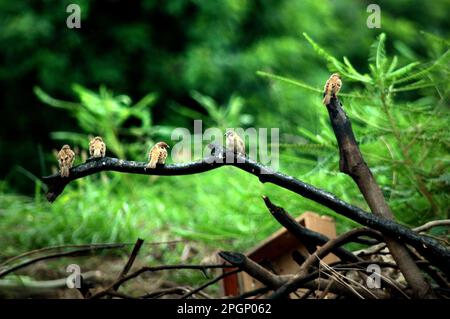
[221,212,337,297]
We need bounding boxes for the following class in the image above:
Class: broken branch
[41,152,450,274]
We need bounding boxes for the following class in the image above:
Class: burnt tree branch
[325,96,435,298]
[41,149,450,275]
[262,196,362,262]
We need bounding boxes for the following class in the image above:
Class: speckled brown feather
[57,145,75,177]
[89,136,106,158]
[146,142,169,169]
[323,73,342,105]
[225,131,245,155]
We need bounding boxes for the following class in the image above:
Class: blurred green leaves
[190,91,253,129]
[34,85,158,158]
[259,32,450,223]
[1,0,449,259]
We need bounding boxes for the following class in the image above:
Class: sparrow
[89,136,106,158]
[146,142,170,169]
[225,131,245,155]
[322,73,342,105]
[57,144,75,177]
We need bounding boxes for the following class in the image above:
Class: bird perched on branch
[225,131,245,156]
[89,136,106,159]
[322,73,342,105]
[57,145,75,177]
[146,142,170,169]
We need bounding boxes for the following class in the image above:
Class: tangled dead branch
[34,91,450,299]
[41,149,450,275]
[1,218,448,299]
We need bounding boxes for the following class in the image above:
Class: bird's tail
[322,94,331,105]
[146,152,159,169]
[93,148,101,158]
[60,166,69,177]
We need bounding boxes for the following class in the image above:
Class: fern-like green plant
[258,32,449,224]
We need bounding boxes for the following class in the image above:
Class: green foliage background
[0,0,449,265]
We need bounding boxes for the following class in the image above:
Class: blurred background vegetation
[0,0,448,271]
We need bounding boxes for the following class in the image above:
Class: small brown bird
[322,73,342,105]
[57,144,75,177]
[89,136,106,158]
[225,131,245,155]
[146,142,170,169]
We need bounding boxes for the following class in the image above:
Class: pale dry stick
[0,271,102,291]
[319,259,379,299]
[414,220,450,233]
[331,263,409,298]
[319,278,335,299]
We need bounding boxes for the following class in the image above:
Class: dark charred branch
[219,251,285,289]
[41,150,450,275]
[325,96,437,298]
[262,196,361,262]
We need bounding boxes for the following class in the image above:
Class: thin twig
[140,287,191,299]
[111,238,144,293]
[180,269,241,299]
[89,263,235,299]
[414,220,450,233]
[300,228,380,273]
